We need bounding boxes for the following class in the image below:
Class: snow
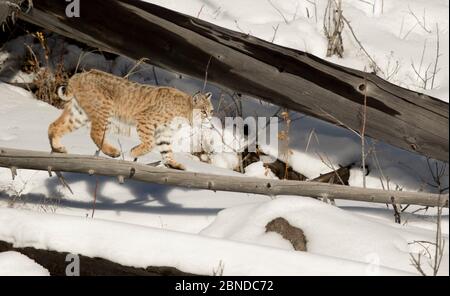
[201,197,449,275]
[0,0,448,276]
[0,207,412,276]
[0,251,50,276]
[244,161,278,179]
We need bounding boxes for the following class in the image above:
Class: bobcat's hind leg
[90,116,121,158]
[130,118,156,159]
[155,124,186,171]
[48,102,87,153]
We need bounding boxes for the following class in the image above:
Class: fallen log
[16,0,449,162]
[0,147,447,207]
[311,165,352,185]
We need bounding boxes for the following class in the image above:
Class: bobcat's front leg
[90,118,121,158]
[49,112,69,153]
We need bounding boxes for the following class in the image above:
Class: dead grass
[22,31,70,109]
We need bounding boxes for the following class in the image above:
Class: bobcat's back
[63,69,195,124]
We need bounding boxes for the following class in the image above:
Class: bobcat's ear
[58,85,71,101]
[192,91,201,102]
[205,92,212,100]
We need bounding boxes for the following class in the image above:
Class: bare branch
[430,23,440,89]
[341,14,384,74]
[324,0,344,58]
[360,76,368,188]
[410,253,428,276]
[305,0,318,23]
[267,0,289,24]
[271,24,280,43]
[408,6,432,34]
[196,4,205,19]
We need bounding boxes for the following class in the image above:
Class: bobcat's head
[193,92,214,119]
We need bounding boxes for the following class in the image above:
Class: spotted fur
[48,69,213,170]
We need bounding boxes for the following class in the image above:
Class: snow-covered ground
[0,0,448,276]
[0,251,49,276]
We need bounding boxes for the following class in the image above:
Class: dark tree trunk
[17,0,449,161]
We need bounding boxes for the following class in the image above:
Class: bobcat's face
[193,92,214,119]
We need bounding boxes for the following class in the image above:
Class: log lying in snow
[0,147,447,207]
[17,0,449,162]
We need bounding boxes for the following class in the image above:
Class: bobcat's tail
[57,85,72,102]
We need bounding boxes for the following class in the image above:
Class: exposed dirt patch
[265,217,307,251]
[0,240,198,276]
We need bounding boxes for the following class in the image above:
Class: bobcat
[48,69,213,170]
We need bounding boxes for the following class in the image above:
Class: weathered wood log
[17,0,449,162]
[0,147,447,207]
[311,165,351,185]
[242,150,307,181]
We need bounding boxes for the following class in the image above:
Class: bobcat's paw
[130,145,151,159]
[103,146,121,158]
[166,160,186,171]
[130,148,142,159]
[51,146,67,154]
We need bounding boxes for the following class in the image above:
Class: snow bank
[201,197,449,275]
[0,207,412,276]
[244,161,278,179]
[0,251,50,276]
